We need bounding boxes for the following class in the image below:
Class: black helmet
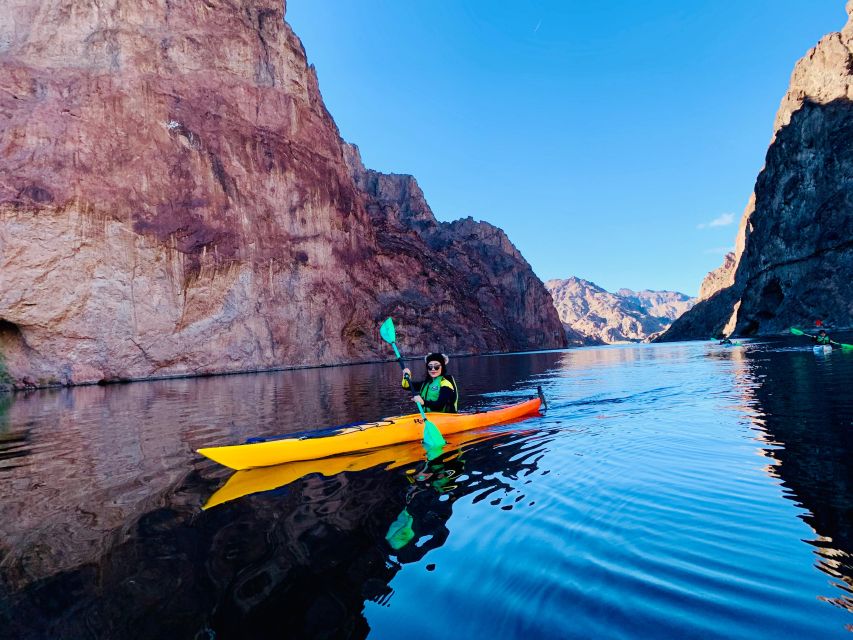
[425,353,449,368]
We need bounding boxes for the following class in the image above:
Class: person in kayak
[401,353,459,413]
[811,329,839,347]
[718,336,733,345]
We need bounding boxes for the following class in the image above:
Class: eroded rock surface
[698,251,737,302]
[0,0,565,387]
[662,3,853,339]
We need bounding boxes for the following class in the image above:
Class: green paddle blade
[423,420,446,449]
[379,317,396,344]
[385,508,415,550]
[841,343,853,351]
[425,443,445,461]
[790,327,806,336]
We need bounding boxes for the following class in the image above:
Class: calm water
[0,338,851,639]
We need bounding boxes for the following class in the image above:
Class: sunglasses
[427,363,442,371]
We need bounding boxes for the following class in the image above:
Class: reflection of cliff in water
[0,428,554,639]
[743,345,853,612]
[0,351,561,593]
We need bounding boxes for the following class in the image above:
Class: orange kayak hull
[197,396,542,470]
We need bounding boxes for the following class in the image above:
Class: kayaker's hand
[412,394,424,405]
[402,367,411,379]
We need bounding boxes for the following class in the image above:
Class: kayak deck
[198,396,543,470]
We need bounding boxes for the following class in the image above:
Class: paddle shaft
[379,318,446,448]
[390,342,433,424]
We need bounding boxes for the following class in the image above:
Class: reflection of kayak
[813,345,832,354]
[204,441,425,509]
[198,396,543,470]
[203,428,514,509]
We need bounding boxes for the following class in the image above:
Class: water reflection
[0,354,561,639]
[209,428,553,639]
[737,337,853,614]
[0,427,552,639]
[2,343,852,638]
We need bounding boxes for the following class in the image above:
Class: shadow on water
[741,337,853,614]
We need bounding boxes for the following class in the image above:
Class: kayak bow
[198,395,543,470]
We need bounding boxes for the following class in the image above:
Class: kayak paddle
[380,317,447,449]
[790,326,853,350]
[385,508,415,550]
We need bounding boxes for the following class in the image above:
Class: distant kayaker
[718,336,733,345]
[811,329,838,347]
[402,353,459,413]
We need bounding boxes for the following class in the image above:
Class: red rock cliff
[0,0,566,387]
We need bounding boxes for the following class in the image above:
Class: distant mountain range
[545,277,696,345]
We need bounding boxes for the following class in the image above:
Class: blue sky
[287,1,845,296]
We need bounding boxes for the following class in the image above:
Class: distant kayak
[813,345,833,354]
[198,395,544,470]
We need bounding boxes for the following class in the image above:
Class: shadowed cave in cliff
[0,319,24,372]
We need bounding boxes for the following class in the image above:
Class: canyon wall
[0,0,565,387]
[662,3,853,339]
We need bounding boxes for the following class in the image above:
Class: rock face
[698,251,737,301]
[663,4,853,340]
[545,278,695,344]
[344,145,566,355]
[0,0,566,387]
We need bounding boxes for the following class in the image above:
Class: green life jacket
[418,375,458,413]
[816,335,831,345]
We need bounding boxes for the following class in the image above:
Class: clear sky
[287,1,846,296]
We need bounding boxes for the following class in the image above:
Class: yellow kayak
[202,428,519,509]
[197,395,543,470]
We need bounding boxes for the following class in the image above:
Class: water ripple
[2,340,852,638]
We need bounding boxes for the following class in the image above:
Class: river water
[0,337,851,639]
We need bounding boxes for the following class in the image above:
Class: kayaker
[811,329,838,346]
[718,336,732,345]
[401,353,459,413]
